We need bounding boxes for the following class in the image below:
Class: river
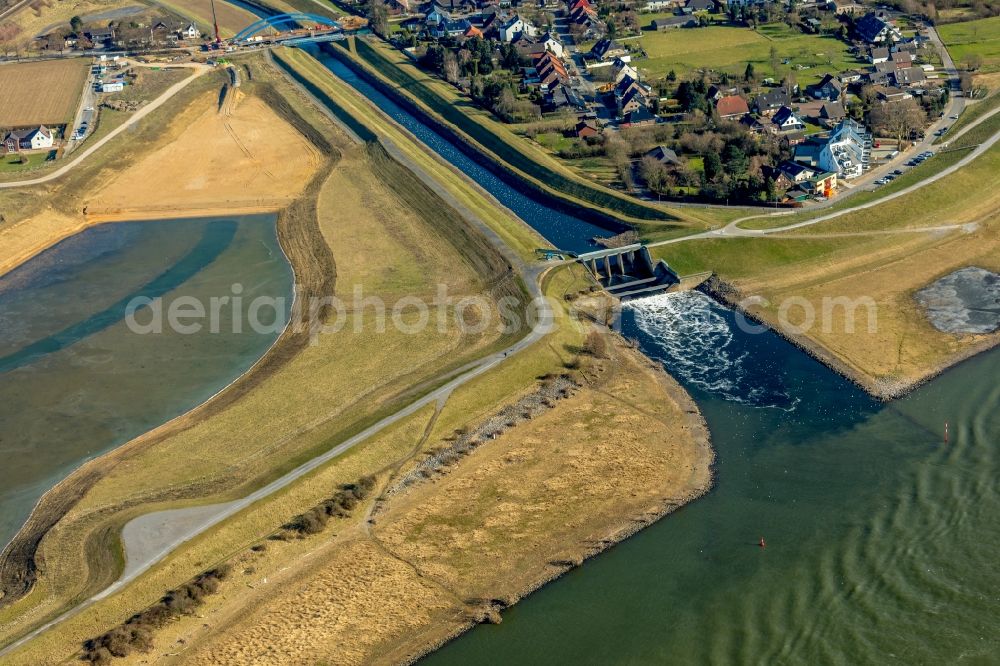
[312,50,1000,663]
[0,214,293,550]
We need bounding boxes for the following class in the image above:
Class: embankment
[324,39,674,233]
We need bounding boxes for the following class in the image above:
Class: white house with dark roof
[4,126,53,152]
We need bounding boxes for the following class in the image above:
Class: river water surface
[312,54,1000,664]
[0,215,293,549]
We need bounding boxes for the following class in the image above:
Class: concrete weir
[577,244,680,299]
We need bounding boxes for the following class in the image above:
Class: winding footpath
[0,61,210,190]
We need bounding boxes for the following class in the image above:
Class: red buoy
[759,537,766,549]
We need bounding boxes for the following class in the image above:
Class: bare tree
[638,156,669,198]
[869,98,926,147]
[443,51,459,84]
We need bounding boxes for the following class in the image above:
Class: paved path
[0,61,210,190]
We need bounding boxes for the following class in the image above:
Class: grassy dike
[1,48,713,666]
[330,37,708,233]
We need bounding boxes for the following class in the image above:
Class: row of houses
[39,21,200,51]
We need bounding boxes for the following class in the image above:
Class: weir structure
[576,244,680,299]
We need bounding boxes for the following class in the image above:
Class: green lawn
[636,23,863,86]
[939,15,1000,73]
[0,151,53,173]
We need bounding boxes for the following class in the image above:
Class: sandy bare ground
[0,84,320,279]
[88,90,320,216]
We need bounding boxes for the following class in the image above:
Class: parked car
[893,169,904,175]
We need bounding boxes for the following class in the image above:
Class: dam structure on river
[577,244,680,299]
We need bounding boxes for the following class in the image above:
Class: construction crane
[209,0,222,46]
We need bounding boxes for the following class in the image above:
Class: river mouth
[0,214,293,550]
[311,52,1000,663]
[421,290,1000,663]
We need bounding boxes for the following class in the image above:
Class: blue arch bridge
[230,12,360,46]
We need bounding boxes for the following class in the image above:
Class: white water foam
[625,291,798,410]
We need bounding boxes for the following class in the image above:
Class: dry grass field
[89,89,322,217]
[0,58,88,126]
[78,270,711,666]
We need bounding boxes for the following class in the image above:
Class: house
[869,46,889,64]
[645,145,681,165]
[610,58,638,84]
[652,15,698,30]
[795,119,870,179]
[778,160,818,184]
[536,32,564,58]
[753,89,790,115]
[499,14,536,42]
[715,94,749,119]
[3,126,53,152]
[619,87,648,115]
[531,51,570,91]
[826,0,863,15]
[643,0,677,9]
[893,66,925,87]
[546,84,586,111]
[854,12,902,44]
[181,24,199,39]
[706,84,735,103]
[463,24,483,39]
[425,6,451,28]
[590,38,625,61]
[819,100,845,123]
[808,73,842,101]
[683,0,713,13]
[740,114,778,135]
[620,107,657,127]
[575,119,599,137]
[87,28,115,46]
[772,106,805,131]
[838,70,865,84]
[876,86,911,102]
[891,51,913,69]
[101,81,124,93]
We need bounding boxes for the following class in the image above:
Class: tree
[744,62,756,83]
[965,53,983,71]
[869,98,926,147]
[639,156,669,198]
[442,51,459,83]
[722,143,749,178]
[70,15,83,34]
[769,45,780,75]
[365,0,389,38]
[704,150,723,182]
[666,69,677,82]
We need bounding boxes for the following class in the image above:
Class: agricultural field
[0,58,88,126]
[636,22,863,87]
[939,15,1000,73]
